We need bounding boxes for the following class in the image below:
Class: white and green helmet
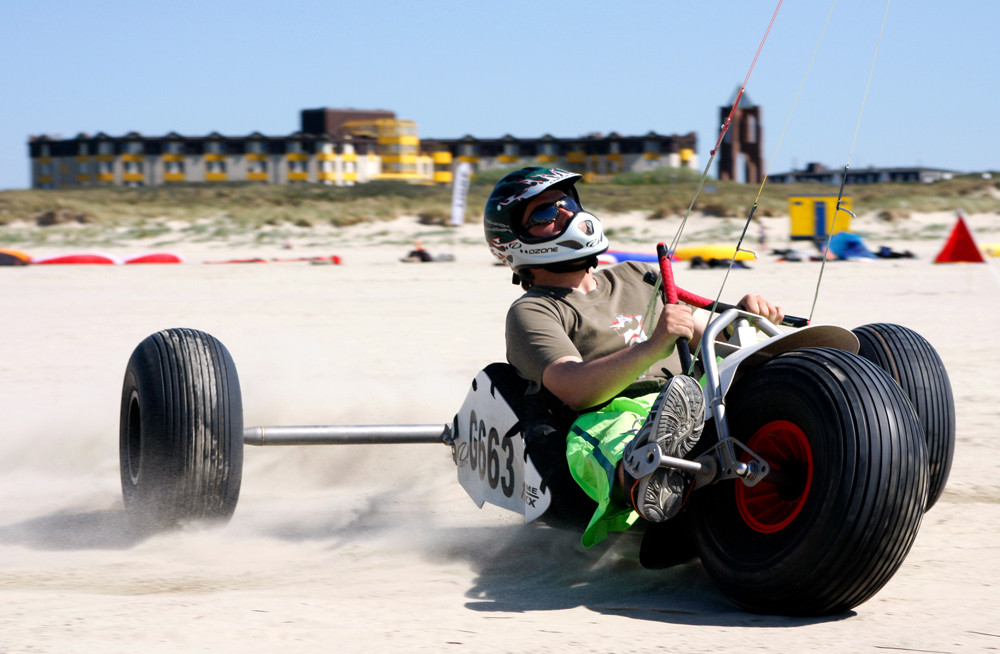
[483,166,609,273]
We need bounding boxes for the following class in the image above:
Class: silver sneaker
[624,375,706,522]
[636,468,692,523]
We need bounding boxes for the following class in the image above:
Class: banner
[450,162,472,226]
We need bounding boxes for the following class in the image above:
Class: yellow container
[789,196,852,243]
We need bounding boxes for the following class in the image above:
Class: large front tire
[119,328,244,531]
[852,323,955,510]
[692,347,928,616]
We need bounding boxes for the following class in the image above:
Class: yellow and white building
[28,108,698,190]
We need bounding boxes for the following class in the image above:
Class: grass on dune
[1,169,997,249]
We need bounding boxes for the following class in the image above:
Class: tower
[717,90,763,184]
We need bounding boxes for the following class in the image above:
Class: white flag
[450,162,472,226]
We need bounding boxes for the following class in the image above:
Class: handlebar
[642,264,810,329]
[656,243,693,373]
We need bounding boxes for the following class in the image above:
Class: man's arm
[542,304,696,410]
[541,295,781,410]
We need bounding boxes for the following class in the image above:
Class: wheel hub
[735,420,814,533]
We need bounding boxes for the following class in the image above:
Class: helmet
[484,166,609,273]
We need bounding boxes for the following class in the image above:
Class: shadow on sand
[428,522,855,628]
[0,507,147,551]
[0,492,856,628]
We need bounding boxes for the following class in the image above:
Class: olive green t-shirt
[505,261,682,396]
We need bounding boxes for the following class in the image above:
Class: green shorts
[564,391,659,547]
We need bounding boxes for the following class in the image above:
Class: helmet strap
[512,269,534,291]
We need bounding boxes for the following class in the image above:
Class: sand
[1,209,998,652]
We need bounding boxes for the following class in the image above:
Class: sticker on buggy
[454,369,551,522]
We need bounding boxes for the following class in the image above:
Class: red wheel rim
[736,420,814,534]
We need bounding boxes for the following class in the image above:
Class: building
[27,114,388,189]
[426,131,697,182]
[27,108,699,190]
[769,162,957,185]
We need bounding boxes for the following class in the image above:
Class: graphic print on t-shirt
[610,313,647,346]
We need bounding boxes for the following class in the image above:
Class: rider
[484,166,783,548]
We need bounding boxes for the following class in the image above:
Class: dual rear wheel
[692,346,931,616]
[852,323,955,509]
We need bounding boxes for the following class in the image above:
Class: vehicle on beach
[117,272,954,617]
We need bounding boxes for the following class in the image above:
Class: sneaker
[634,468,692,523]
[624,375,706,522]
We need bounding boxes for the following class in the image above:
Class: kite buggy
[117,262,954,617]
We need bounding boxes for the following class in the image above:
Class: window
[247,141,265,154]
[78,143,89,156]
[166,161,185,174]
[247,160,267,174]
[206,141,225,155]
[165,141,184,155]
[207,160,227,174]
[288,160,307,173]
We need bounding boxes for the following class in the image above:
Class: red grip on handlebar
[656,243,679,304]
[676,287,712,308]
[656,242,693,374]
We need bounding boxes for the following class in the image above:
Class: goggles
[524,197,581,229]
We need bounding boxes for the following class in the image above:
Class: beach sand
[1,209,998,652]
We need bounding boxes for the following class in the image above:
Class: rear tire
[692,347,927,616]
[119,328,243,531]
[853,323,955,509]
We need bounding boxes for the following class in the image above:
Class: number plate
[454,369,551,522]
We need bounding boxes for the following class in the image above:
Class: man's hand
[737,294,785,325]
[650,303,696,356]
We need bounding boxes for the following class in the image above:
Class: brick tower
[717,90,763,184]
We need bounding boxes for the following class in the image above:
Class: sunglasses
[524,196,581,229]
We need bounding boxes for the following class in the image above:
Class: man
[484,166,783,547]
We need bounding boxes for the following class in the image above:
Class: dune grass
[1,171,997,249]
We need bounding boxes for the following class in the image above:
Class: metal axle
[244,424,450,446]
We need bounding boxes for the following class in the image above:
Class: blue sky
[2,0,996,191]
